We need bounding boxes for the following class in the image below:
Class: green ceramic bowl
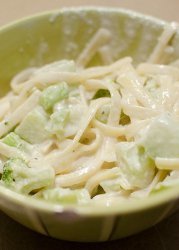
[0,7,179,242]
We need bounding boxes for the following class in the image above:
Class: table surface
[1,1,179,249]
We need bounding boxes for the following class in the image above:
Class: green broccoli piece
[45,108,70,138]
[1,158,55,194]
[15,107,51,144]
[2,132,32,153]
[2,132,21,147]
[42,187,90,205]
[2,162,13,185]
[40,82,69,111]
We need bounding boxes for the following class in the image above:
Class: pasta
[0,22,179,206]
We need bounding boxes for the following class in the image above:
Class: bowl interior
[1,7,176,98]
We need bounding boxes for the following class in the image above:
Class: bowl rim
[0,7,177,217]
[0,6,166,33]
[0,184,179,216]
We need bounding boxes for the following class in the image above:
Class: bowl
[0,7,179,242]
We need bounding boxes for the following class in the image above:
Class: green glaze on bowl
[0,7,179,242]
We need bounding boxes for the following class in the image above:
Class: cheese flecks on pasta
[0,23,179,207]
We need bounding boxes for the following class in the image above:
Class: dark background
[0,210,179,250]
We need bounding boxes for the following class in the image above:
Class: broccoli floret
[45,108,70,138]
[15,107,51,144]
[2,132,32,153]
[1,158,55,194]
[2,132,21,147]
[40,82,69,111]
[42,187,90,205]
[2,162,13,184]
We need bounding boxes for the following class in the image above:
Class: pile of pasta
[0,22,179,206]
